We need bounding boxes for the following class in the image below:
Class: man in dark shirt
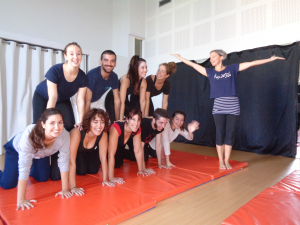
[85,50,121,120]
[141,108,169,164]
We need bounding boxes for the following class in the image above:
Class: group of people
[0,41,284,210]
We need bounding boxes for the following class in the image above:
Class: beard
[154,120,158,129]
[102,65,113,73]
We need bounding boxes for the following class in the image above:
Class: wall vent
[159,0,171,7]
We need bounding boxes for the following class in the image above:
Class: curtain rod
[1,38,86,55]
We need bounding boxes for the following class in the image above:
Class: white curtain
[0,39,86,155]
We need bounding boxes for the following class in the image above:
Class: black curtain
[168,42,300,157]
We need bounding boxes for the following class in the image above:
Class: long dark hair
[29,108,64,153]
[171,110,186,131]
[127,55,146,95]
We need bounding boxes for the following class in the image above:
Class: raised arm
[46,80,58,108]
[239,55,285,71]
[99,132,114,187]
[139,79,147,117]
[170,54,207,76]
[85,88,93,113]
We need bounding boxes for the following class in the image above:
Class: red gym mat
[166,150,248,179]
[272,170,300,194]
[119,166,212,202]
[0,174,155,225]
[0,151,247,225]
[222,187,300,225]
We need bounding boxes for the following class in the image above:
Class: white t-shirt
[149,122,192,155]
[13,124,70,180]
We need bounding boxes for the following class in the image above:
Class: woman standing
[108,108,155,184]
[171,51,284,169]
[69,109,114,196]
[148,110,199,168]
[145,62,177,116]
[33,42,88,131]
[0,108,72,210]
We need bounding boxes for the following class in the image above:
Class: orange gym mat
[272,170,300,194]
[222,187,300,225]
[0,150,247,225]
[166,150,248,179]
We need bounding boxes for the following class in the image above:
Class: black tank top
[127,77,143,96]
[77,131,103,153]
[111,121,140,148]
[146,75,170,97]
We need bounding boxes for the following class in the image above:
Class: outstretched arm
[170,54,207,76]
[239,55,285,71]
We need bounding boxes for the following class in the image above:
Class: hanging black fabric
[168,42,300,157]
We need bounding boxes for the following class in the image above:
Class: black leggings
[76,151,101,175]
[32,90,75,132]
[124,143,157,162]
[213,114,237,146]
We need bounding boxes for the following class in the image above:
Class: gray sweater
[13,124,70,180]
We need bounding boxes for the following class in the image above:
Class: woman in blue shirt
[33,42,88,131]
[171,51,284,169]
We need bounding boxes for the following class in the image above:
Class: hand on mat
[158,164,172,169]
[102,180,115,187]
[166,161,176,168]
[55,190,73,199]
[188,120,200,133]
[71,187,85,196]
[110,177,125,184]
[137,170,150,176]
[270,55,285,61]
[16,199,37,210]
[138,168,156,176]
[74,123,82,131]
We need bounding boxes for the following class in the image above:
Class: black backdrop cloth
[168,43,300,157]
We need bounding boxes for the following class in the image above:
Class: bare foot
[219,162,226,169]
[225,161,233,169]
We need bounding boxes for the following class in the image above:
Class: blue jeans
[0,137,60,190]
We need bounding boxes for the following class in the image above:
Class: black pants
[124,142,157,162]
[76,151,101,175]
[32,90,75,132]
[213,114,237,146]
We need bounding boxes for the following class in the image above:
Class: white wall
[0,0,137,73]
[144,0,300,108]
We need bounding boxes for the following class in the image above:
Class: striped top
[213,96,240,115]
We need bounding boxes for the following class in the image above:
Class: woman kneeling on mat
[69,109,114,196]
[0,108,72,210]
[108,108,155,184]
[148,110,199,168]
[171,51,284,169]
